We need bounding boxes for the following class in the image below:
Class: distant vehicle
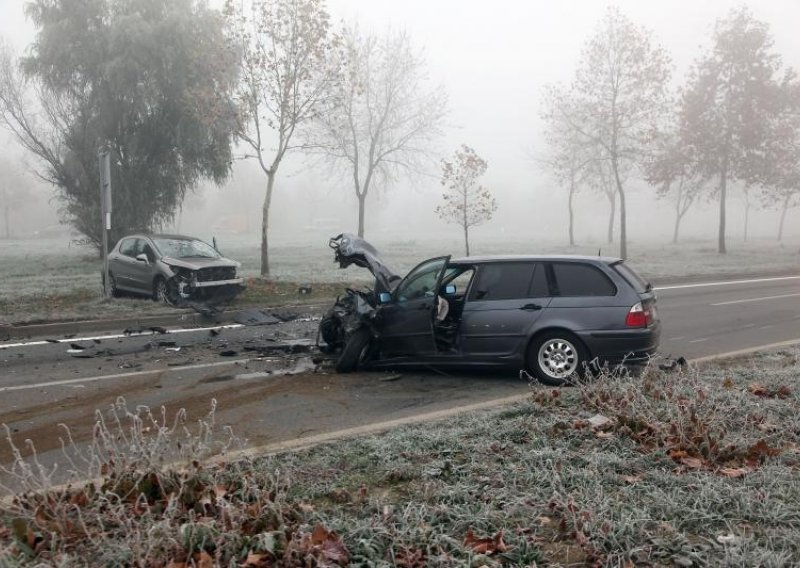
[105,234,245,306]
[320,234,661,385]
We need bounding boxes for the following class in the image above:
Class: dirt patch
[0,374,163,463]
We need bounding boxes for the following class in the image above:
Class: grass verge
[1,348,799,566]
[0,279,359,326]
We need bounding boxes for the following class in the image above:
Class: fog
[1,0,799,247]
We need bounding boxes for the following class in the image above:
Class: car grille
[197,266,237,282]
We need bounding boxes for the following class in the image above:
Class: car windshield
[153,238,220,259]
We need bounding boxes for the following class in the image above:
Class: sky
[1,0,799,247]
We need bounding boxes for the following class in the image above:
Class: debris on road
[379,373,403,382]
[659,356,688,372]
[234,309,282,326]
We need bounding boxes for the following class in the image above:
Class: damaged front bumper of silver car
[164,266,245,306]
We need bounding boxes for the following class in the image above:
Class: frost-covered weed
[1,349,799,566]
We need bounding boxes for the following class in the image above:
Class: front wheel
[526,332,588,386]
[153,276,178,306]
[335,328,372,373]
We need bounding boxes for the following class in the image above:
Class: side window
[395,257,447,302]
[448,268,475,296]
[119,239,136,257]
[551,263,617,297]
[132,239,146,257]
[142,241,156,263]
[469,263,536,301]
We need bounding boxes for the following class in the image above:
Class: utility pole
[98,149,112,298]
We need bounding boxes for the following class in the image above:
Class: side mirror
[135,253,149,264]
[378,292,392,304]
[442,284,456,295]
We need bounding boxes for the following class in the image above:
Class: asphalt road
[0,274,798,489]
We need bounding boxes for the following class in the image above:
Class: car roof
[122,233,198,241]
[449,254,622,265]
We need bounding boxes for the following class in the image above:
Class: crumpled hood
[329,233,401,294]
[160,256,240,271]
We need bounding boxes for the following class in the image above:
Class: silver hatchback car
[106,234,244,306]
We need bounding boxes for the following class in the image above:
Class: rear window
[612,262,650,293]
[550,263,617,297]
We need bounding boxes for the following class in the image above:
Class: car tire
[153,276,176,306]
[335,328,371,373]
[526,331,589,387]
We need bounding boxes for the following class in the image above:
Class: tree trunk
[568,179,575,246]
[718,168,727,254]
[672,197,682,244]
[463,188,470,256]
[357,193,367,238]
[611,157,626,259]
[260,170,276,277]
[606,191,616,244]
[778,194,790,241]
[743,202,750,242]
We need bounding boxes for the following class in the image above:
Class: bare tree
[310,26,447,237]
[741,185,754,242]
[0,155,31,239]
[585,157,626,245]
[225,0,339,276]
[645,123,705,244]
[539,85,597,246]
[681,7,787,253]
[556,7,671,259]
[435,145,496,256]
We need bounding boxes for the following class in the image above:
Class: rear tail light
[625,302,653,328]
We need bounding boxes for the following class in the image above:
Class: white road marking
[689,338,709,343]
[0,324,245,350]
[0,358,257,392]
[656,275,800,291]
[669,336,685,341]
[710,293,800,307]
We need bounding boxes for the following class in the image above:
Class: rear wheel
[526,331,588,386]
[108,272,120,298]
[335,328,372,373]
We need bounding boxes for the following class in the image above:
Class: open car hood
[329,233,401,294]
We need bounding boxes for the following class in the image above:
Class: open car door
[378,256,450,357]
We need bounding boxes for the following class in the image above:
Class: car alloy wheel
[527,331,588,386]
[538,338,578,379]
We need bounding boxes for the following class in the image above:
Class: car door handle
[520,303,542,311]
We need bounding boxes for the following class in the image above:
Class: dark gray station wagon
[320,234,661,385]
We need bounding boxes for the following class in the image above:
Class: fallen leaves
[285,524,350,566]
[464,529,508,555]
[747,383,792,399]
